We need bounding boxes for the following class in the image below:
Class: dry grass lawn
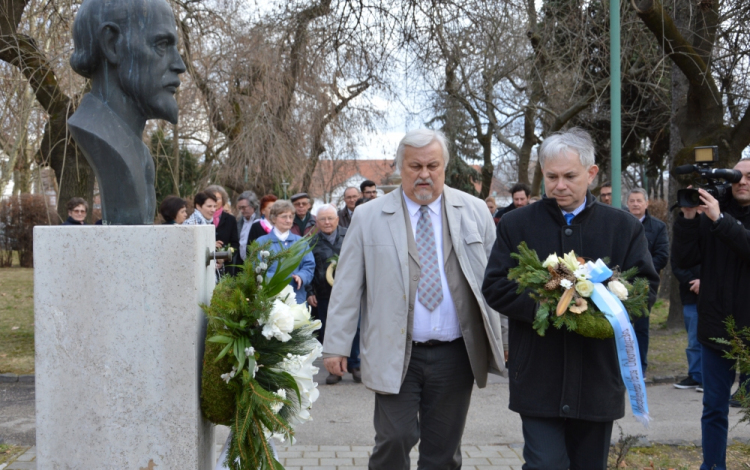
[0,267,34,374]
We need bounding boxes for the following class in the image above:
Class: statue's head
[70,0,186,124]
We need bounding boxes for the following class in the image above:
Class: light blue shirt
[561,197,587,220]
[402,192,461,343]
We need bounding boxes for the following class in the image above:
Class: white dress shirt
[402,192,462,342]
[239,217,253,260]
[561,197,587,219]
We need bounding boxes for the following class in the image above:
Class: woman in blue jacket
[256,199,315,304]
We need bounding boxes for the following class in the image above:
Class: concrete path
[2,368,749,469]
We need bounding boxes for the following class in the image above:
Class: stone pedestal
[34,225,216,469]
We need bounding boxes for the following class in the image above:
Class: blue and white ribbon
[586,260,651,427]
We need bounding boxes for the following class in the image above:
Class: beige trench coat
[322,185,506,394]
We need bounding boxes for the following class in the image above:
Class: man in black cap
[290,192,317,236]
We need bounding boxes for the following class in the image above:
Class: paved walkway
[2,443,525,469]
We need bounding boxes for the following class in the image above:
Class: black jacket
[494,202,515,219]
[482,192,660,422]
[62,217,84,225]
[672,263,701,306]
[215,211,239,251]
[306,226,346,300]
[672,198,750,351]
[642,211,669,273]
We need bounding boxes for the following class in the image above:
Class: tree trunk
[664,0,690,329]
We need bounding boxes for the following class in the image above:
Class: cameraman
[672,158,750,470]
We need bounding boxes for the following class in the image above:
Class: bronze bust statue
[68,0,186,224]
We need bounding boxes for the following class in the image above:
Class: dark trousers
[316,296,360,368]
[369,338,474,470]
[701,346,735,470]
[633,315,649,375]
[520,415,613,470]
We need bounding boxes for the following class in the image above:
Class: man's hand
[689,279,700,295]
[292,274,302,289]
[307,294,318,307]
[216,240,224,250]
[697,188,721,221]
[324,356,347,377]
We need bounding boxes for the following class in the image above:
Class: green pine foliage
[200,237,316,469]
[714,317,750,425]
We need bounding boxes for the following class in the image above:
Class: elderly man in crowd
[482,127,659,469]
[627,187,669,375]
[306,204,361,384]
[323,129,505,469]
[236,191,260,261]
[290,192,316,236]
[337,187,360,228]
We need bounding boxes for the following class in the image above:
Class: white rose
[575,280,594,298]
[607,280,629,301]
[276,285,297,306]
[542,253,559,269]
[290,303,312,328]
[261,299,295,342]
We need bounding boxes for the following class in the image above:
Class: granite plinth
[33,225,216,469]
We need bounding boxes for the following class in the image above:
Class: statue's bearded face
[117,0,186,124]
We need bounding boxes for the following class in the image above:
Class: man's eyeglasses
[72,209,87,214]
[318,217,337,222]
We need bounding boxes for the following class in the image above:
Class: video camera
[674,146,742,208]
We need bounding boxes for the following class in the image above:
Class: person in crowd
[183,192,217,225]
[205,185,238,249]
[599,181,613,205]
[672,158,750,470]
[627,187,669,376]
[482,128,659,470]
[290,192,316,236]
[255,200,315,304]
[159,196,187,224]
[236,191,260,261]
[306,204,360,385]
[672,263,702,390]
[495,182,530,219]
[247,194,278,243]
[485,197,497,215]
[323,129,505,469]
[337,186,360,228]
[360,180,378,199]
[63,197,88,225]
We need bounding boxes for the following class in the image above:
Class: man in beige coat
[323,129,506,470]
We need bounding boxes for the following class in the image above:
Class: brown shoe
[351,367,362,383]
[326,373,342,385]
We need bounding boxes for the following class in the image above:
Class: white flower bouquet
[509,242,650,338]
[201,238,321,469]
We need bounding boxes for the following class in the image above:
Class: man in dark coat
[494,182,530,220]
[626,187,669,375]
[337,187,359,228]
[62,197,88,225]
[306,204,359,385]
[671,158,750,470]
[290,192,316,236]
[482,128,659,470]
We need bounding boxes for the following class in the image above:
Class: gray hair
[268,200,295,224]
[538,127,596,169]
[237,190,259,210]
[627,187,648,202]
[316,203,338,217]
[205,185,230,207]
[395,129,451,170]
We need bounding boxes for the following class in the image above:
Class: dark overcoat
[642,211,669,273]
[306,226,346,300]
[482,192,659,422]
